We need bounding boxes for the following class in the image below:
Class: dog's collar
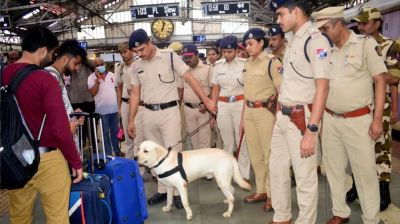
[157,152,188,182]
[151,147,172,169]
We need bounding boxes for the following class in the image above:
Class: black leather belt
[144,100,178,111]
[38,147,56,155]
[122,97,129,103]
[184,102,202,109]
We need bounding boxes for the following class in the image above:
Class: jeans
[101,112,120,155]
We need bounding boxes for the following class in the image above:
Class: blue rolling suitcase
[96,157,148,224]
[69,174,112,224]
[88,113,148,224]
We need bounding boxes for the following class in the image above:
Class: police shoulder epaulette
[267,53,277,60]
[215,58,225,64]
[160,48,173,53]
[310,28,322,39]
[236,57,247,63]
[357,34,368,39]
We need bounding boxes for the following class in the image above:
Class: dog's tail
[232,157,251,191]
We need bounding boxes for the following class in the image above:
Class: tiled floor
[1,143,400,224]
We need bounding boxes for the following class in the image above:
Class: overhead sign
[202,1,250,16]
[130,3,180,20]
[193,35,206,43]
[0,15,11,29]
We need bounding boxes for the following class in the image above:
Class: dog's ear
[155,146,164,160]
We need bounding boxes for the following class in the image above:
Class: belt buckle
[281,106,292,116]
[228,96,236,103]
[153,104,160,110]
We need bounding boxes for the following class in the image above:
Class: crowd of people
[2,0,400,224]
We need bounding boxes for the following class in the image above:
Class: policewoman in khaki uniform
[241,28,282,211]
[313,6,387,224]
[269,1,332,223]
[349,7,400,211]
[127,29,216,209]
[211,35,251,181]
[181,44,212,149]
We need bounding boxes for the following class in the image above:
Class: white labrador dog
[137,140,251,220]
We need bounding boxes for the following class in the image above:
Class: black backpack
[0,64,47,189]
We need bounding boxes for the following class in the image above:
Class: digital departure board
[0,15,11,29]
[130,3,180,20]
[202,1,250,16]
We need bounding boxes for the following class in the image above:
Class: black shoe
[380,181,391,211]
[147,193,167,205]
[173,195,184,209]
[346,176,358,203]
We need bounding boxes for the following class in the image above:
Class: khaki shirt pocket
[345,55,363,75]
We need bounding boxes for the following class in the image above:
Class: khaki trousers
[142,105,182,194]
[270,108,318,224]
[183,105,211,149]
[8,150,71,224]
[123,103,145,159]
[244,106,274,195]
[217,101,250,179]
[322,112,379,224]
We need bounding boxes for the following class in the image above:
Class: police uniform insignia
[138,70,144,74]
[272,2,278,8]
[227,44,231,48]
[311,31,322,39]
[249,33,253,39]
[272,28,276,32]
[375,46,383,56]
[135,42,140,47]
[278,66,284,74]
[316,48,328,59]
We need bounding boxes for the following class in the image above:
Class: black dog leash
[167,116,215,151]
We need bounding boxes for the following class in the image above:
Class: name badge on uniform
[218,72,226,76]
[138,70,144,74]
[316,48,328,59]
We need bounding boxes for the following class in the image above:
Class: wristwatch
[307,124,319,133]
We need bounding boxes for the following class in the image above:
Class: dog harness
[155,152,188,182]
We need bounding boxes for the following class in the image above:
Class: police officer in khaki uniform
[181,44,212,149]
[115,42,139,159]
[127,29,216,209]
[268,1,332,223]
[211,35,251,181]
[313,6,387,224]
[346,7,400,211]
[267,25,286,62]
[240,28,282,212]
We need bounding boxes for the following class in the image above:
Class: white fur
[137,140,252,220]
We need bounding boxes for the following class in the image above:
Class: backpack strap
[304,32,333,63]
[8,64,41,93]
